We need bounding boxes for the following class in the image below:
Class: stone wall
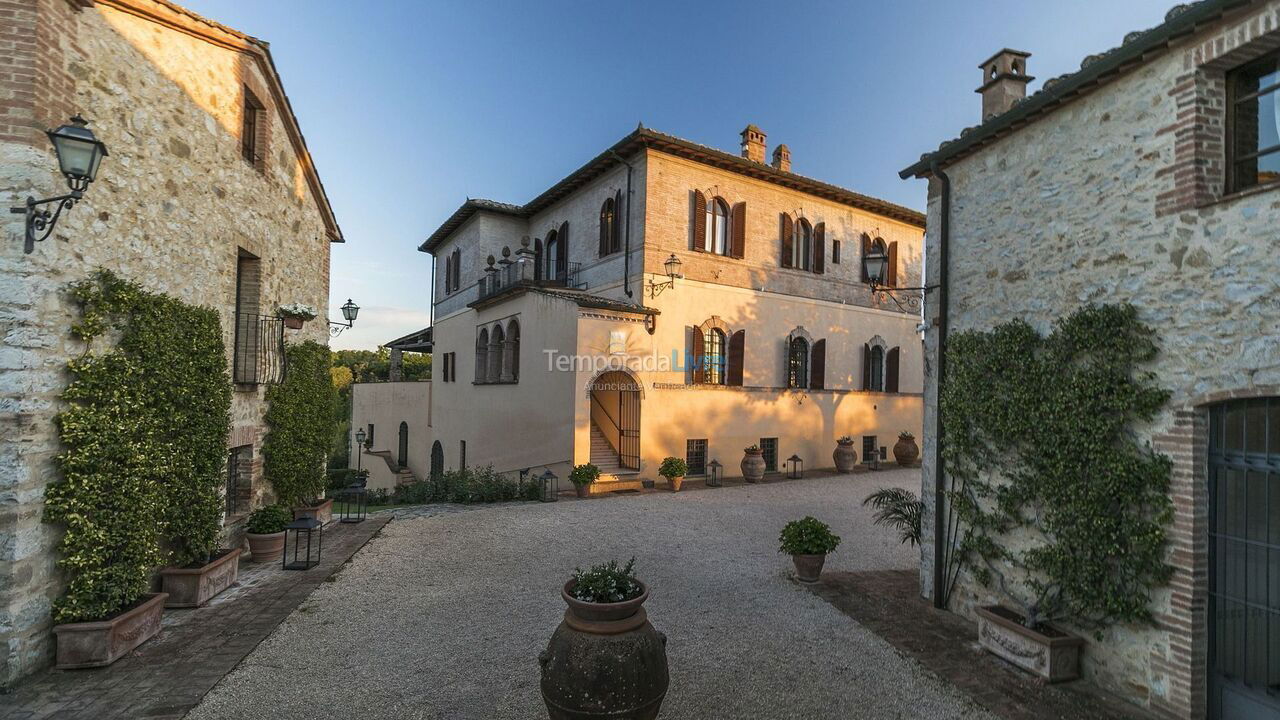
[916,3,1280,717]
[0,0,335,686]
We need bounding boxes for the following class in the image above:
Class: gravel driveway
[189,469,994,720]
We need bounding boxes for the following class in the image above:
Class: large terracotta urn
[740,448,765,483]
[893,433,920,467]
[540,581,669,720]
[833,440,858,473]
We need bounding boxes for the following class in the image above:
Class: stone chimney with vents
[977,49,1033,120]
[771,144,791,172]
[740,124,766,163]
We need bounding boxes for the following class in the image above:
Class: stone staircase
[588,421,642,494]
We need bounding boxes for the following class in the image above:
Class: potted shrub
[740,444,765,483]
[833,435,858,473]
[893,431,919,466]
[569,463,601,498]
[245,505,291,561]
[658,457,687,492]
[277,302,317,330]
[293,496,334,525]
[778,516,841,583]
[863,487,923,546]
[263,342,338,522]
[540,559,669,719]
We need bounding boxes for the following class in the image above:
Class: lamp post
[354,427,366,475]
[10,115,108,254]
[329,298,360,336]
[645,253,683,298]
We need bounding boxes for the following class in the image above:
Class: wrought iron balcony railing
[232,312,286,385]
[478,260,582,301]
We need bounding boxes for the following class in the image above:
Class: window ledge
[1197,180,1280,210]
[472,380,519,385]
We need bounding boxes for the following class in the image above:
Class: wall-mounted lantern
[862,244,937,313]
[645,254,683,298]
[10,115,108,254]
[329,298,360,336]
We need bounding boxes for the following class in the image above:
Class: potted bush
[863,487,923,546]
[263,342,337,522]
[893,431,919,466]
[778,516,841,583]
[740,444,765,483]
[569,463,601,498]
[658,457,687,492]
[277,302,317,330]
[833,435,858,473]
[245,505,291,561]
[540,559,669,719]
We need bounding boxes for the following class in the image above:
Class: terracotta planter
[740,449,765,483]
[159,548,241,608]
[293,498,333,526]
[791,553,826,583]
[541,581,669,719]
[976,605,1084,683]
[833,441,858,473]
[282,315,305,330]
[665,475,683,492]
[246,531,285,562]
[53,592,167,669]
[893,435,920,467]
[575,484,590,498]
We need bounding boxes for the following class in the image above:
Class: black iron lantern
[339,474,367,524]
[786,454,804,479]
[707,459,723,487]
[862,247,889,287]
[283,518,322,570]
[663,253,682,280]
[10,115,108,254]
[330,298,360,336]
[539,469,559,502]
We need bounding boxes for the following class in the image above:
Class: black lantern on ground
[330,298,360,336]
[283,518,322,570]
[706,459,723,487]
[10,115,108,254]
[339,474,367,524]
[786,454,804,479]
[539,469,559,502]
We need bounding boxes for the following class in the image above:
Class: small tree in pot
[658,457,687,492]
[569,463,600,498]
[245,505,291,562]
[779,516,840,583]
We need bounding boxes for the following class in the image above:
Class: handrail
[589,394,622,435]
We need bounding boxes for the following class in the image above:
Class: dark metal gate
[430,441,444,481]
[618,383,640,470]
[1208,398,1280,720]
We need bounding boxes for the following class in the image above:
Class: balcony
[232,312,286,385]
[478,259,582,302]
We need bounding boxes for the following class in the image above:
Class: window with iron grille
[686,439,707,476]
[760,437,778,472]
[226,445,252,518]
[863,436,878,464]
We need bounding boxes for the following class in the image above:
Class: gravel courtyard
[189,470,995,720]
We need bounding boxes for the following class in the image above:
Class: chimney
[740,124,766,163]
[976,49,1033,120]
[771,144,791,172]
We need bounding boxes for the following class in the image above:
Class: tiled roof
[900,0,1249,179]
[385,325,432,352]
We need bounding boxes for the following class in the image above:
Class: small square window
[760,437,778,472]
[862,436,877,464]
[686,439,707,476]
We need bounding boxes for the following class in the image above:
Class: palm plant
[863,487,923,546]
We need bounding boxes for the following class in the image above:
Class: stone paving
[0,516,391,720]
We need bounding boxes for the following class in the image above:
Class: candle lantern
[786,454,804,479]
[283,518,322,570]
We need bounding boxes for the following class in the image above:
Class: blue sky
[180,0,1175,350]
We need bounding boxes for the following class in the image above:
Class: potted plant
[569,463,601,498]
[740,444,765,483]
[277,302,317,330]
[540,559,669,719]
[53,591,169,669]
[975,606,1085,683]
[293,495,334,525]
[158,546,242,609]
[833,435,858,473]
[863,487,923,546]
[245,504,291,561]
[778,516,841,583]
[893,431,919,466]
[658,457,687,492]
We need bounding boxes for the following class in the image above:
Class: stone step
[587,474,644,495]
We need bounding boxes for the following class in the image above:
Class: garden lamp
[707,459,723,487]
[539,469,559,503]
[786,454,804,479]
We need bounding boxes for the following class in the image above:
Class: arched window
[869,345,885,392]
[599,197,618,256]
[704,197,730,255]
[793,219,812,270]
[544,229,559,280]
[430,440,444,481]
[704,328,727,384]
[506,319,520,382]
[475,328,489,383]
[397,421,408,469]
[788,337,809,389]
[489,324,505,382]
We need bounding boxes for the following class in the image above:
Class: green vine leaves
[263,341,337,507]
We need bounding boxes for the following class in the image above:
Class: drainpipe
[930,159,951,610]
[609,150,635,298]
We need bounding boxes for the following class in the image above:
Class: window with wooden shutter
[862,343,872,389]
[813,222,825,275]
[885,346,900,393]
[692,190,707,251]
[787,336,809,388]
[833,240,841,264]
[706,198,730,255]
[727,329,745,386]
[810,339,825,390]
[730,202,746,259]
[534,238,544,282]
[557,221,569,279]
[690,326,705,384]
[860,234,872,281]
[599,197,613,257]
[780,214,794,268]
[612,189,623,254]
[887,241,899,287]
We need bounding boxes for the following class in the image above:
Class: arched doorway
[398,421,409,469]
[589,371,641,471]
[430,440,443,481]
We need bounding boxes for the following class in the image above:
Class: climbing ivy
[942,303,1174,631]
[48,270,231,624]
[263,341,337,506]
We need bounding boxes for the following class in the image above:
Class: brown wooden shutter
[886,346,900,393]
[691,326,705,384]
[443,254,451,292]
[727,330,745,386]
[613,189,623,254]
[833,240,841,264]
[862,343,872,390]
[730,202,746,259]
[887,241,899,286]
[813,222,825,274]
[860,234,872,281]
[598,200,608,257]
[780,214,794,268]
[810,339,825,390]
[558,221,569,269]
[692,190,707,251]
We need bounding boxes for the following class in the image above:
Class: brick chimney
[976,49,1033,120]
[740,124,766,163]
[771,144,791,172]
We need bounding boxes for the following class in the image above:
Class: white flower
[277,303,318,320]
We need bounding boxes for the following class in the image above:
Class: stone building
[0,0,341,686]
[414,124,925,490]
[902,2,1280,718]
